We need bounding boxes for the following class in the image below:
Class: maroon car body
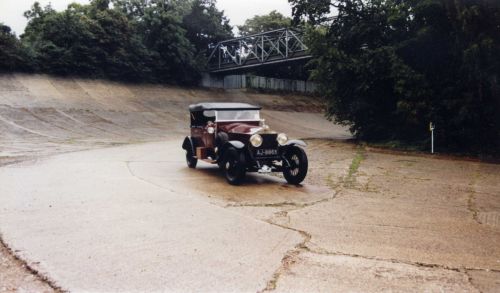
[182,103,308,185]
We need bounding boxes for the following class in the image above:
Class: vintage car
[182,103,308,185]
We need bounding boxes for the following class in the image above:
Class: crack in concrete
[464,269,483,293]
[224,194,337,210]
[259,207,499,292]
[467,165,482,224]
[125,161,178,194]
[305,246,500,274]
[257,221,499,293]
[256,149,369,292]
[254,150,500,292]
[259,224,496,292]
[343,147,366,188]
[325,147,367,193]
[0,234,65,293]
[257,222,312,293]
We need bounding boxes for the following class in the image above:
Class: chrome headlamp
[250,134,263,147]
[277,133,288,146]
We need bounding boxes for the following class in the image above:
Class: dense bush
[291,0,500,153]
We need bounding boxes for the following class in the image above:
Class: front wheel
[283,146,308,185]
[222,147,246,185]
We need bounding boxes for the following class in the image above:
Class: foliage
[183,0,233,54]
[0,23,31,71]
[291,0,500,153]
[237,10,292,35]
[112,0,199,83]
[22,1,152,79]
[0,0,231,84]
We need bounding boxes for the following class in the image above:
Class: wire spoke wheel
[223,147,246,185]
[289,154,301,176]
[283,146,308,185]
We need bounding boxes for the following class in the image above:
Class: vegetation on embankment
[1,0,499,155]
[0,0,232,85]
[291,0,500,155]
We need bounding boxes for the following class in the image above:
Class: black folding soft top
[189,102,261,112]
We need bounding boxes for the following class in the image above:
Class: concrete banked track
[0,74,349,292]
[1,74,500,293]
[0,74,347,164]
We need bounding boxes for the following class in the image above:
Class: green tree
[20,0,201,83]
[182,0,233,54]
[0,23,30,71]
[113,0,199,84]
[22,1,153,79]
[238,10,292,35]
[86,0,153,80]
[291,0,500,153]
[22,2,95,75]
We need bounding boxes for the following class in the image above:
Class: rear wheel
[216,133,229,170]
[223,147,246,185]
[185,148,197,168]
[283,146,308,185]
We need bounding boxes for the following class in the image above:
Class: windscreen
[191,111,216,126]
[216,110,260,121]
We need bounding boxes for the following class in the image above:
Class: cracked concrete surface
[264,148,500,292]
[0,143,305,292]
[268,252,479,292]
[1,74,500,292]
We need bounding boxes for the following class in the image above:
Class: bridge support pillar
[201,73,224,89]
[201,73,247,90]
[200,73,317,94]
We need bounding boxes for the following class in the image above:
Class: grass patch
[344,147,365,187]
[366,140,425,152]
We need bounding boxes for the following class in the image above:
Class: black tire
[185,148,197,169]
[217,160,225,170]
[283,146,308,185]
[216,133,229,170]
[222,147,246,185]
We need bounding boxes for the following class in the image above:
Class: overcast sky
[0,0,292,36]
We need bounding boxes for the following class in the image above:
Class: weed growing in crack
[336,147,366,189]
[467,167,482,224]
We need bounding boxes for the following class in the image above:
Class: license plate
[257,149,278,156]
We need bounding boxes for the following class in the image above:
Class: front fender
[218,141,245,162]
[283,139,307,147]
[279,140,307,156]
[182,136,195,155]
[227,141,245,149]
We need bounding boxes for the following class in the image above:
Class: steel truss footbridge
[207,28,311,73]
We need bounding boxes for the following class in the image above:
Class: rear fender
[182,136,195,156]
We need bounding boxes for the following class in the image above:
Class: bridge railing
[207,28,310,72]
